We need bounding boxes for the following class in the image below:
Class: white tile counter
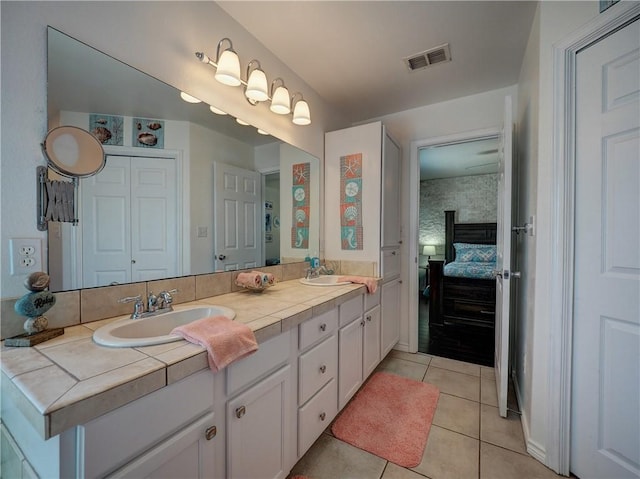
[0,279,370,440]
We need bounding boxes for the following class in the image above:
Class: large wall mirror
[46,27,320,292]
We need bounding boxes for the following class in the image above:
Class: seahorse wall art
[340,153,363,250]
[291,162,310,249]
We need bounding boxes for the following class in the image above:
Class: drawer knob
[235,406,246,419]
[319,412,326,421]
[319,323,327,332]
[366,315,372,322]
[205,425,217,440]
[360,320,365,327]
[319,365,327,374]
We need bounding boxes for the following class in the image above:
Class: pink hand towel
[171,316,258,372]
[251,270,277,286]
[337,275,379,294]
[236,272,263,289]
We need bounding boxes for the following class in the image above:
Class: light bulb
[270,85,290,114]
[180,91,201,103]
[293,99,311,125]
[215,49,241,86]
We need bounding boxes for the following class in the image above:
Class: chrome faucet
[305,267,320,280]
[118,289,178,319]
[305,264,334,279]
[118,295,145,319]
[147,291,158,313]
[157,289,177,311]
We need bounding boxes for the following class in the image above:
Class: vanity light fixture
[269,78,290,115]
[209,105,227,115]
[195,37,311,126]
[235,118,250,126]
[180,91,202,103]
[292,93,311,125]
[257,128,269,135]
[245,60,269,103]
[213,38,241,86]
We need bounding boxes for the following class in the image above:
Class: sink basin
[93,305,236,348]
[299,275,351,286]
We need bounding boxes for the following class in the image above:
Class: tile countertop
[0,279,372,440]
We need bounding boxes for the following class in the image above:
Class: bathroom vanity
[1,278,390,478]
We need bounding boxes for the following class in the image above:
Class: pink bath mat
[331,371,440,468]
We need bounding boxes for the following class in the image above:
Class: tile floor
[289,351,564,479]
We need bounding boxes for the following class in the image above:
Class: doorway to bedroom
[416,135,500,364]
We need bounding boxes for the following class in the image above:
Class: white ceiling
[218,1,537,123]
[419,136,499,180]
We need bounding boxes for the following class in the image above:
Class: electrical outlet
[21,257,36,267]
[20,245,36,255]
[10,238,43,275]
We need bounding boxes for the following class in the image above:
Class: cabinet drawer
[364,288,380,311]
[227,331,291,396]
[339,295,363,327]
[443,277,495,302]
[443,298,495,324]
[299,308,338,350]
[298,378,338,457]
[298,335,338,405]
[381,248,400,279]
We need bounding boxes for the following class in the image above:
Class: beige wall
[0,1,349,299]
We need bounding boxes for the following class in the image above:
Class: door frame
[548,3,640,474]
[408,127,501,353]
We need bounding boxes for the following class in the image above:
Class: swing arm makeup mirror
[41,125,106,178]
[37,126,106,231]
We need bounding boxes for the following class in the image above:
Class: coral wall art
[291,162,310,249]
[340,153,363,250]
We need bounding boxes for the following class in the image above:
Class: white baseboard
[512,371,547,465]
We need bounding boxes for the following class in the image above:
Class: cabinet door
[338,317,364,409]
[381,279,401,357]
[381,129,401,248]
[107,413,216,479]
[363,305,381,378]
[227,365,292,479]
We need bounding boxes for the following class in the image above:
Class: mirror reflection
[46,28,320,292]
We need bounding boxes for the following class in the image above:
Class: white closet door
[131,157,177,283]
[571,19,640,479]
[82,155,131,288]
[81,155,178,288]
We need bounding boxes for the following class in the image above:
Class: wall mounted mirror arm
[37,125,105,231]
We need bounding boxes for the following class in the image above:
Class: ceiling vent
[404,43,451,72]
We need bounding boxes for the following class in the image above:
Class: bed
[427,210,497,365]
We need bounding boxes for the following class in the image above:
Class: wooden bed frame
[427,210,497,365]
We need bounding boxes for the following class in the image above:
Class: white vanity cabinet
[324,121,402,278]
[337,293,381,409]
[325,122,402,355]
[296,308,339,457]
[381,278,401,357]
[82,370,221,479]
[225,330,296,479]
[106,412,216,478]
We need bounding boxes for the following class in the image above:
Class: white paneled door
[81,155,178,288]
[494,95,514,418]
[213,162,261,271]
[571,19,640,479]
